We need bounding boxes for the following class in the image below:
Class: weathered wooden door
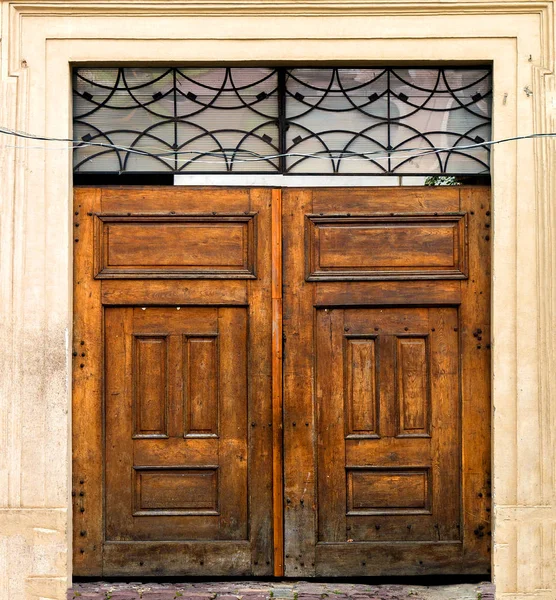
[73,185,490,578]
[282,187,491,577]
[73,187,273,576]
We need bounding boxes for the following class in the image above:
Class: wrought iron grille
[73,67,492,175]
[73,68,280,173]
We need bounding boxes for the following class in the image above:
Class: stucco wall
[0,2,555,599]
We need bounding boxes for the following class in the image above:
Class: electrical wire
[0,126,555,168]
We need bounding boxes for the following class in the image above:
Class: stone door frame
[0,2,555,599]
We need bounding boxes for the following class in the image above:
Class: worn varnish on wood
[73,185,490,578]
[306,214,467,280]
[283,187,491,577]
[93,214,257,278]
[73,187,273,576]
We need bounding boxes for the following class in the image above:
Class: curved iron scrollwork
[284,67,492,174]
[73,67,280,173]
[73,67,492,175]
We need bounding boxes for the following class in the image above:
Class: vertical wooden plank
[104,307,135,541]
[217,307,248,541]
[283,188,316,576]
[271,188,284,576]
[72,188,103,575]
[460,187,492,569]
[247,188,274,574]
[316,308,346,542]
[104,307,137,540]
[429,307,461,542]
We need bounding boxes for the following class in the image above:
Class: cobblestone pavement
[69,580,495,600]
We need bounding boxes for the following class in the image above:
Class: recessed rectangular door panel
[105,306,248,542]
[316,307,460,543]
[94,215,256,278]
[133,336,168,438]
[306,215,467,280]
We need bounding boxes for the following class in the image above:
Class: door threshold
[69,579,494,600]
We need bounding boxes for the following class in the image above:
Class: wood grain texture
[316,308,347,543]
[311,187,460,214]
[74,185,490,577]
[283,189,316,576]
[314,541,484,577]
[283,186,490,576]
[346,469,430,512]
[74,187,273,576]
[72,188,103,575]
[94,214,256,279]
[315,280,461,306]
[133,336,168,438]
[345,337,379,437]
[318,307,460,546]
[271,189,284,577]
[459,187,492,571]
[396,337,430,436]
[99,186,251,214]
[217,307,248,541]
[184,337,219,437]
[102,541,252,576]
[306,215,467,280]
[246,189,274,575]
[133,468,219,515]
[101,280,248,306]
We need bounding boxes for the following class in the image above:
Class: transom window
[73,67,492,175]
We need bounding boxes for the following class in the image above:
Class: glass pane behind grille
[284,68,492,174]
[73,68,280,173]
[73,67,492,175]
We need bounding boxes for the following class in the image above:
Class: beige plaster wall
[0,2,554,599]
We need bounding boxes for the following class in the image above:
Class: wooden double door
[73,186,491,578]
